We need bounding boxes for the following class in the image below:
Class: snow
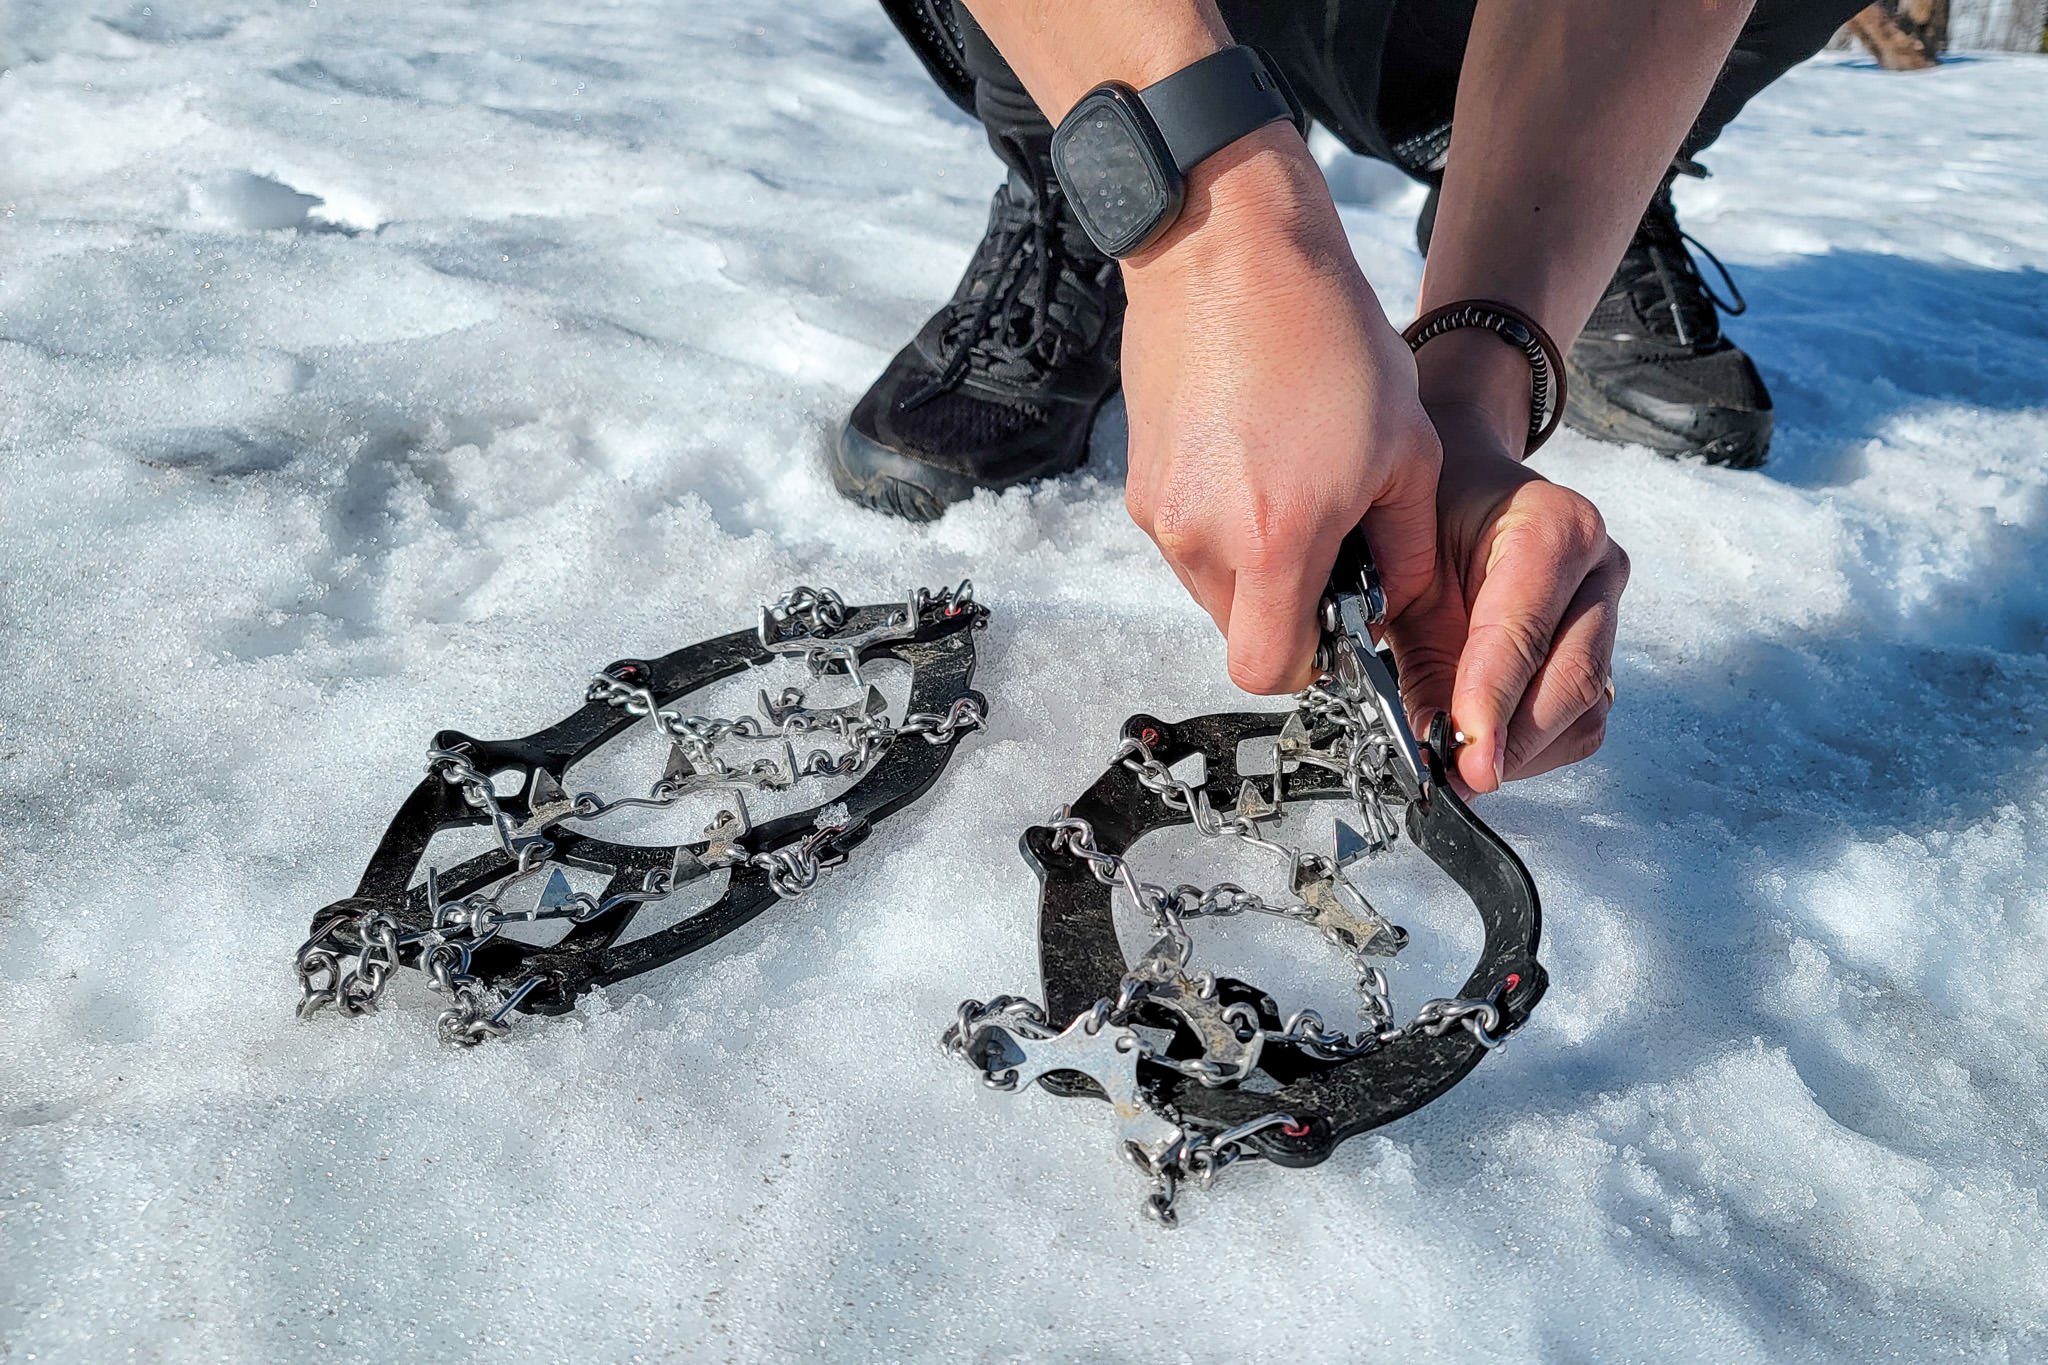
[3,4,2046,1360]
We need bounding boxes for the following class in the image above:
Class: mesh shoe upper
[847,159,1123,486]
[1565,167,1774,463]
[1416,163,1773,465]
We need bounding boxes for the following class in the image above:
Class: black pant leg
[921,0,1864,181]
[1685,0,1872,157]
[1354,0,1875,167]
[948,1,1056,179]
[1216,1,1394,157]
[1238,0,1873,169]
[1223,0,1470,171]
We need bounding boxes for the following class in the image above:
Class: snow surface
[4,5,2047,1361]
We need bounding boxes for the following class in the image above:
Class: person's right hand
[1118,126,1444,696]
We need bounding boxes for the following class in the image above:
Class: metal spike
[1233,779,1279,823]
[528,767,570,810]
[505,768,574,840]
[701,792,752,866]
[530,866,576,920]
[708,789,751,837]
[757,686,797,725]
[660,743,701,790]
[1277,711,1313,767]
[1333,818,1372,869]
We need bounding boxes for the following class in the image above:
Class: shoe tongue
[1626,212,1721,348]
[1003,167,1111,264]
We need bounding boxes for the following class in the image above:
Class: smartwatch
[1049,45,1304,260]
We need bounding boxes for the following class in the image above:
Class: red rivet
[1280,1120,1311,1138]
[1505,973,1521,992]
[1140,727,1160,747]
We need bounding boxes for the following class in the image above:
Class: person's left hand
[1386,402,1630,796]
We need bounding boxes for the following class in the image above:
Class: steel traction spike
[757,686,800,725]
[660,742,702,789]
[701,792,753,866]
[530,866,576,920]
[506,768,575,841]
[1333,818,1372,868]
[1232,779,1279,823]
[527,769,569,813]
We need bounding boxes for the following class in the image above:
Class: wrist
[1413,329,1538,460]
[1119,124,1339,293]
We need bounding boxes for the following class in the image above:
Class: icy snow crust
[2,3,2046,1359]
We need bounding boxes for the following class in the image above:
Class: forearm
[1416,0,1755,448]
[955,1,1228,116]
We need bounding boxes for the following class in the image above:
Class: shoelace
[1629,165,1748,350]
[902,141,1090,410]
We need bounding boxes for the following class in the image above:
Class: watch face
[1051,87,1183,258]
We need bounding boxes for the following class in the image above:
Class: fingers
[1225,554,1333,694]
[1382,570,1462,738]
[1164,558,1233,641]
[1449,506,1613,794]
[1500,546,1628,780]
[1511,698,1611,781]
[1361,426,1442,623]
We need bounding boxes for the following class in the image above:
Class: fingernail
[1490,734,1506,791]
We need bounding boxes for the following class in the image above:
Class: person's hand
[1119,127,1443,695]
[1386,401,1629,795]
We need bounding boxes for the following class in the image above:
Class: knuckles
[1520,486,1608,562]
[1544,653,1614,725]
[1123,484,1152,532]
[1562,713,1609,765]
[1145,480,1331,574]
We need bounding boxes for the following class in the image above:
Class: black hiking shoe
[835,165,1124,521]
[1416,164,1772,467]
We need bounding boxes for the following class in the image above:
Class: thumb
[1385,573,1462,740]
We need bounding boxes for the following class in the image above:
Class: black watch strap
[1138,46,1300,174]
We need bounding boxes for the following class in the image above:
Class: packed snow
[4,4,2047,1360]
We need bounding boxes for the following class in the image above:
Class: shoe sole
[1562,359,1772,469]
[831,415,1097,524]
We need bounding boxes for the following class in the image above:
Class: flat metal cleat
[1294,855,1409,960]
[1127,935,1264,1086]
[980,1013,1184,1157]
[1231,778,1280,824]
[700,794,752,866]
[758,683,888,731]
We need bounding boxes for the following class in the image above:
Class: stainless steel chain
[943,682,1501,1224]
[297,581,986,1045]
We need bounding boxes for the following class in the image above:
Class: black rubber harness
[304,598,986,1018]
[1022,707,1546,1166]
